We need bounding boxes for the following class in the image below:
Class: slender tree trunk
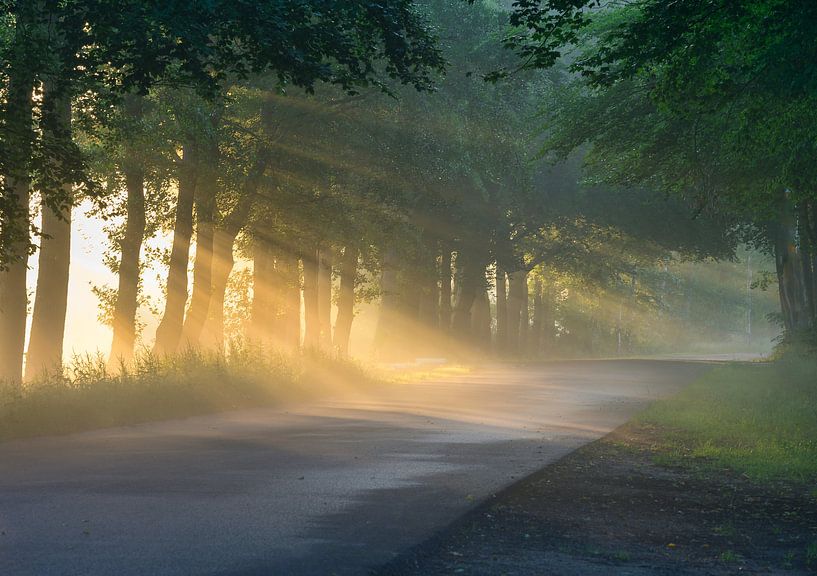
[302,248,320,350]
[531,276,543,357]
[181,178,216,348]
[451,282,476,339]
[418,273,438,329]
[506,271,525,354]
[0,36,37,384]
[470,287,491,349]
[317,247,333,350]
[109,95,146,367]
[153,145,196,355]
[774,194,810,334]
[334,245,358,357]
[374,248,401,358]
[250,239,275,345]
[519,270,529,354]
[495,266,507,353]
[542,282,555,355]
[200,153,267,350]
[26,85,72,380]
[438,246,452,333]
[201,228,235,349]
[797,202,816,327]
[451,254,479,339]
[0,199,29,386]
[277,250,301,350]
[811,203,817,325]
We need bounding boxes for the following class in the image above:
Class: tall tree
[26,88,73,379]
[108,94,147,365]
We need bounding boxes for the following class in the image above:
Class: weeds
[0,345,378,442]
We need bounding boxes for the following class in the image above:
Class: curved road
[0,360,711,576]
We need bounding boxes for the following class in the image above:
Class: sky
[27,202,161,361]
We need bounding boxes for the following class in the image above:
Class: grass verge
[627,357,817,483]
[0,344,382,442]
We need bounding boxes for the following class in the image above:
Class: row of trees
[0,0,444,382]
[0,0,777,385]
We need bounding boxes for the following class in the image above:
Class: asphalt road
[0,360,711,576]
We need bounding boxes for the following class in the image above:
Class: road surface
[0,360,710,576]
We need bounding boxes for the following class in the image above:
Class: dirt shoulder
[375,424,817,575]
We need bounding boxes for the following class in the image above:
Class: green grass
[0,344,379,442]
[632,358,817,482]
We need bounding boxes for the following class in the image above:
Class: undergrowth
[0,343,378,442]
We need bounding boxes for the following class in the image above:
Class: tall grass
[634,358,817,482]
[0,344,376,442]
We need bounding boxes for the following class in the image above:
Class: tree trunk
[334,245,358,357]
[542,282,555,355]
[0,31,36,384]
[277,250,301,350]
[504,268,531,355]
[250,239,275,345]
[375,248,401,358]
[26,89,72,380]
[774,194,811,334]
[418,273,439,330]
[470,287,491,349]
[201,228,235,350]
[451,254,479,339]
[531,276,543,357]
[438,246,452,333]
[519,270,529,354]
[797,201,816,327]
[495,266,507,353]
[153,144,196,356]
[181,177,216,349]
[201,153,267,350]
[507,271,524,355]
[318,247,333,350]
[302,248,320,350]
[109,94,146,367]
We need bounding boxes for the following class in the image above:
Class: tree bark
[451,254,479,339]
[201,152,268,350]
[438,246,452,333]
[250,239,275,345]
[774,194,810,334]
[519,270,529,354]
[495,266,507,353]
[797,201,816,327]
[0,26,36,384]
[277,249,301,350]
[302,248,320,350]
[200,228,234,349]
[531,276,543,357]
[153,144,196,356]
[506,270,527,354]
[374,248,401,358]
[26,90,72,380]
[334,245,358,357]
[181,176,216,349]
[470,287,491,349]
[109,94,146,367]
[318,247,333,350]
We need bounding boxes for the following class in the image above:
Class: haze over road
[0,360,710,576]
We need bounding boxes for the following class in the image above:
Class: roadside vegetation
[631,355,817,483]
[0,346,380,442]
